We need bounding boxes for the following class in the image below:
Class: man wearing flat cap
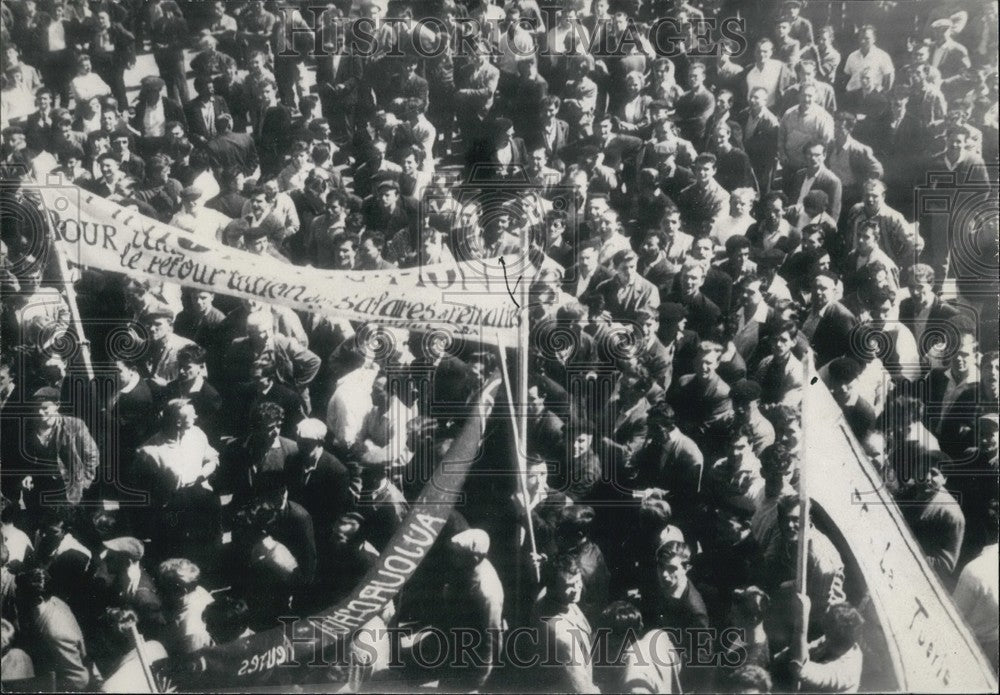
[94,537,165,640]
[361,176,420,243]
[355,450,409,552]
[782,1,814,48]
[140,304,195,387]
[929,16,971,84]
[288,419,355,540]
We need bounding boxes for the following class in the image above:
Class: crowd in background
[1,0,998,691]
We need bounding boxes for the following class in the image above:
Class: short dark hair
[177,344,207,366]
[203,596,251,644]
[250,401,284,428]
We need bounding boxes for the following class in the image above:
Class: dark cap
[376,178,400,193]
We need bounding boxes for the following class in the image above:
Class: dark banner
[166,378,502,689]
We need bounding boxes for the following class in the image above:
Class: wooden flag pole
[792,352,813,674]
[41,196,95,381]
[127,622,159,693]
[496,333,540,583]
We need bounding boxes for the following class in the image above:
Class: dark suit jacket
[216,435,298,503]
[670,291,722,339]
[811,301,858,367]
[898,297,960,355]
[531,118,570,161]
[667,373,734,433]
[287,450,354,536]
[183,95,231,143]
[131,97,186,134]
[86,22,135,69]
[23,111,57,153]
[205,131,259,174]
[564,264,613,299]
[784,167,843,221]
[388,72,429,106]
[231,381,305,439]
[740,108,780,173]
[253,104,294,171]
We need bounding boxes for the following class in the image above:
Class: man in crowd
[0,2,997,691]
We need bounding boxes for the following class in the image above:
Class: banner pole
[43,207,95,381]
[793,353,812,674]
[495,333,540,583]
[128,622,160,693]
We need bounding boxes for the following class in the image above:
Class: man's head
[377,179,399,209]
[141,306,175,343]
[812,271,838,309]
[332,234,357,270]
[688,62,706,90]
[526,454,550,498]
[245,310,272,351]
[696,341,723,379]
[749,86,769,112]
[164,398,198,434]
[681,261,706,298]
[755,38,773,64]
[176,344,207,384]
[693,153,717,184]
[731,379,763,420]
[945,127,969,159]
[804,141,826,172]
[798,83,818,110]
[545,552,583,606]
[951,331,980,378]
[98,153,120,181]
[249,400,284,445]
[655,540,691,594]
[691,235,714,262]
[614,249,638,283]
[828,356,863,404]
[776,493,803,544]
[737,272,765,312]
[862,179,886,213]
[856,220,881,255]
[864,287,896,330]
[760,442,796,486]
[859,24,876,51]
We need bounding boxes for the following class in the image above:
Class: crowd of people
[1,0,999,692]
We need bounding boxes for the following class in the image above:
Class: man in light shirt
[779,84,834,171]
[745,39,794,109]
[843,24,894,94]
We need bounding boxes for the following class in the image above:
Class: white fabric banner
[802,375,997,692]
[37,184,547,346]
